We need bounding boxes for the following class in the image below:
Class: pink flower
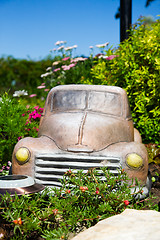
[62,57,70,61]
[34,106,39,110]
[44,89,50,92]
[32,113,41,119]
[29,94,37,98]
[69,63,76,68]
[71,57,87,63]
[18,136,22,141]
[39,108,44,113]
[22,113,25,117]
[62,63,76,71]
[62,65,70,71]
[53,68,61,72]
[37,85,45,89]
[106,55,119,60]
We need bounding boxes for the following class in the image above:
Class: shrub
[0,93,42,168]
[0,168,158,239]
[81,17,160,144]
[0,56,54,95]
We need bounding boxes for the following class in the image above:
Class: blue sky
[0,0,159,60]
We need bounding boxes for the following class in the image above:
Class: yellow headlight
[15,147,30,164]
[126,153,143,169]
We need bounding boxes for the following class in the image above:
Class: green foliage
[146,143,160,164]
[0,55,53,95]
[0,168,157,239]
[0,93,42,167]
[81,17,160,144]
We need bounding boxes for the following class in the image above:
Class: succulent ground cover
[0,167,159,240]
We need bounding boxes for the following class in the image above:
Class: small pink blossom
[18,136,22,141]
[71,57,87,63]
[69,63,76,68]
[62,57,70,61]
[32,113,41,119]
[62,65,70,70]
[44,89,50,92]
[37,85,45,89]
[39,108,44,113]
[22,113,25,117]
[62,63,76,71]
[29,94,37,98]
[53,68,61,72]
[106,55,119,60]
[34,106,39,110]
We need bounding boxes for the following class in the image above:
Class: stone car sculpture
[12,85,151,197]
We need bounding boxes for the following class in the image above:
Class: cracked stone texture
[72,209,160,240]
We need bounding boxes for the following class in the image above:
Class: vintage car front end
[12,85,151,198]
[12,136,150,198]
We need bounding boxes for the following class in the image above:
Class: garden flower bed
[0,167,159,240]
[0,16,159,239]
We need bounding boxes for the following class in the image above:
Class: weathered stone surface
[72,209,160,240]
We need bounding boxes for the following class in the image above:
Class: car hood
[38,112,134,152]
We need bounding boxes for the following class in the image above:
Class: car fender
[99,141,148,185]
[12,136,59,178]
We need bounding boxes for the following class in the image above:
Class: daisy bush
[38,40,109,91]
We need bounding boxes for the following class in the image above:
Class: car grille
[34,153,121,187]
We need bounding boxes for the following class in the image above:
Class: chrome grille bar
[35,153,121,187]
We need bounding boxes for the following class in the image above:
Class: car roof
[44,85,131,119]
[48,84,126,95]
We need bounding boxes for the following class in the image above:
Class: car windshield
[51,90,122,116]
